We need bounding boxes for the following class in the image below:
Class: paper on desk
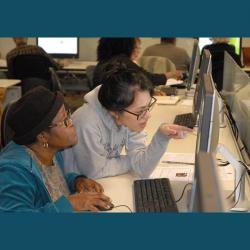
[166,79,184,86]
[180,99,193,106]
[149,153,195,182]
[160,152,195,164]
[150,166,194,182]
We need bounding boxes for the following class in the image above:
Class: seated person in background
[63,56,192,179]
[6,37,62,78]
[201,37,242,91]
[142,38,191,71]
[0,86,112,212]
[92,38,182,89]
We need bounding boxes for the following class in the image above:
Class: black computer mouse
[97,203,114,211]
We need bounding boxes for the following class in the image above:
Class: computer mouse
[97,203,114,211]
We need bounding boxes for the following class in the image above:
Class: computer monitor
[190,151,225,212]
[186,40,200,90]
[189,74,222,211]
[199,37,241,56]
[196,73,219,153]
[192,49,212,121]
[37,37,79,58]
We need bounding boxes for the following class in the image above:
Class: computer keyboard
[162,87,178,96]
[174,113,196,129]
[134,178,178,212]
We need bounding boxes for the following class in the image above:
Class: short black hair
[98,55,154,111]
[97,38,137,62]
[161,38,176,44]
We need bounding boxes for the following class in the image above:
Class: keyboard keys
[134,178,178,212]
[174,113,196,129]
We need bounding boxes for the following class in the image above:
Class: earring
[43,142,49,148]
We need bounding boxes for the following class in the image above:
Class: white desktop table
[96,94,248,212]
[0,79,20,88]
[62,61,97,71]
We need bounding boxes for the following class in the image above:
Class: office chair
[86,65,96,90]
[9,54,52,80]
[49,67,65,94]
[8,54,58,94]
[1,102,14,148]
[139,56,176,74]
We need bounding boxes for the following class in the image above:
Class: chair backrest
[86,65,96,90]
[10,54,52,80]
[139,56,176,74]
[49,67,64,94]
[1,102,14,148]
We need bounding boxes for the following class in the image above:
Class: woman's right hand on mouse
[68,192,112,212]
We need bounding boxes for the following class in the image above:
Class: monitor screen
[192,49,212,120]
[190,151,225,212]
[189,74,222,211]
[37,37,79,58]
[195,73,219,153]
[199,37,241,56]
[186,40,200,90]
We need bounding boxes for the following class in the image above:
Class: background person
[92,38,182,89]
[142,38,191,71]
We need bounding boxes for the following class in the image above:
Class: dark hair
[8,86,64,145]
[98,55,154,111]
[161,38,176,44]
[97,38,137,62]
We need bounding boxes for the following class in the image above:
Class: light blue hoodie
[63,86,170,179]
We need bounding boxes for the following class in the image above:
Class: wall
[0,37,194,61]
[1,37,248,61]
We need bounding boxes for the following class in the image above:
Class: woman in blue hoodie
[63,56,192,179]
[0,86,112,212]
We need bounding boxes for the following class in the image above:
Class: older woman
[0,86,112,212]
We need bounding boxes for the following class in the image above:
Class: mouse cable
[175,183,193,203]
[113,205,133,213]
[226,171,245,200]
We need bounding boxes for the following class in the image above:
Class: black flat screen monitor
[186,40,200,90]
[192,49,212,121]
[37,37,79,58]
[196,73,219,153]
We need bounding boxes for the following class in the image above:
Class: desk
[97,94,248,212]
[0,79,21,116]
[62,61,97,71]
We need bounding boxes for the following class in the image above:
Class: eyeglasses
[122,97,157,120]
[48,110,73,128]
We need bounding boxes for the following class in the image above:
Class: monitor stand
[217,144,249,212]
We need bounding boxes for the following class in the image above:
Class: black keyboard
[174,113,196,129]
[134,178,178,212]
[163,87,178,96]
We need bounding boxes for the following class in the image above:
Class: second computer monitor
[186,40,200,91]
[196,73,219,153]
[192,49,212,120]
